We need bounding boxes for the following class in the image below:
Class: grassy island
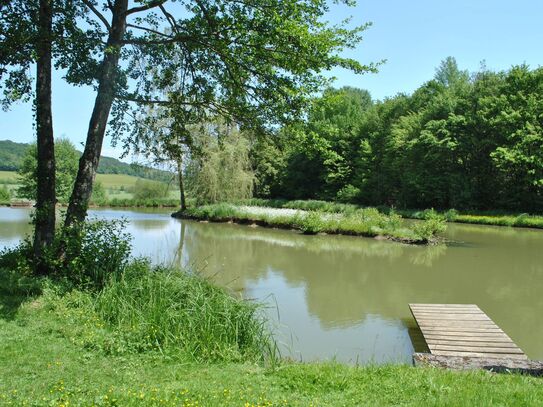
[174,203,447,244]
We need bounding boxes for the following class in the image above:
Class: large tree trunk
[177,156,187,210]
[33,0,56,273]
[64,0,128,229]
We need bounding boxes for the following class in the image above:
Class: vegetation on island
[177,203,446,243]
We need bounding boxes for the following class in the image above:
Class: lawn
[1,292,542,406]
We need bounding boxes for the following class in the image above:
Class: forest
[251,58,543,212]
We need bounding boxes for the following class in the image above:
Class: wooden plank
[428,344,524,354]
[416,321,499,328]
[411,308,481,313]
[413,311,490,318]
[432,350,528,360]
[409,303,527,360]
[421,330,510,337]
[426,339,519,348]
[424,334,514,343]
[417,314,494,323]
[410,303,479,308]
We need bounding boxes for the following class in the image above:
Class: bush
[0,185,11,202]
[61,219,132,289]
[336,184,360,203]
[413,209,447,241]
[296,211,327,234]
[444,209,459,221]
[133,179,168,200]
[90,181,108,205]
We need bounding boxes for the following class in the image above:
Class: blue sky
[1,0,542,160]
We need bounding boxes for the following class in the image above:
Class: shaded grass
[176,203,446,244]
[1,281,542,406]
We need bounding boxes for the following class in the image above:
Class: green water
[1,206,542,364]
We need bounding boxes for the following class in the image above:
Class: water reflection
[1,207,542,363]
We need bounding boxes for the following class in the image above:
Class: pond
[1,206,542,364]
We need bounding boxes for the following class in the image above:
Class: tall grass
[93,260,274,362]
[1,220,274,363]
[179,203,444,243]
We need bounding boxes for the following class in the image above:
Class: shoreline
[172,206,435,245]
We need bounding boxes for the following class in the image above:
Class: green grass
[176,203,446,244]
[242,199,543,230]
[95,173,144,189]
[1,273,542,406]
[0,170,20,184]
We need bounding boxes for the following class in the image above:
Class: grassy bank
[1,270,543,406]
[1,221,542,405]
[240,199,543,230]
[176,203,446,244]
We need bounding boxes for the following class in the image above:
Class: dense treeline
[0,140,172,182]
[251,58,543,211]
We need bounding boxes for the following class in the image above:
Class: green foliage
[187,126,255,205]
[252,60,543,212]
[61,219,132,290]
[132,179,168,200]
[336,184,361,203]
[0,140,29,171]
[16,139,79,202]
[181,202,445,243]
[0,184,11,202]
[91,260,272,361]
[90,181,107,205]
[413,210,447,241]
[296,211,326,234]
[3,219,132,290]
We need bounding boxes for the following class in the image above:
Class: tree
[49,0,372,229]
[17,139,79,203]
[1,0,57,269]
[186,123,254,204]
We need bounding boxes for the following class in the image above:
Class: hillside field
[0,171,178,201]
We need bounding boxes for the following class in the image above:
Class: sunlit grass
[177,203,446,243]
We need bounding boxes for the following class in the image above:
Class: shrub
[90,181,108,205]
[0,185,11,202]
[444,209,459,221]
[413,209,447,241]
[296,211,326,234]
[133,179,168,200]
[336,184,360,203]
[61,219,132,289]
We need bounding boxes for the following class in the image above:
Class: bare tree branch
[125,0,167,16]
[82,0,111,31]
[126,23,171,38]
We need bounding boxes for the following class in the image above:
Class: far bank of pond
[1,206,542,363]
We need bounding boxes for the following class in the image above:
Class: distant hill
[0,140,173,182]
[0,140,28,171]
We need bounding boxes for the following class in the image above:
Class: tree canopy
[252,60,543,212]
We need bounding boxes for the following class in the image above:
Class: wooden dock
[409,303,527,360]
